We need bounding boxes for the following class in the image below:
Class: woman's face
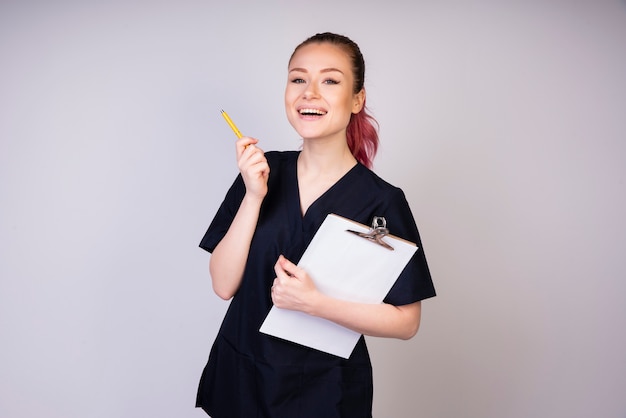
[285,42,364,142]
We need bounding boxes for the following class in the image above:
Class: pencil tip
[220,109,225,113]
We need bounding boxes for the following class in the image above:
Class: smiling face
[285,42,364,143]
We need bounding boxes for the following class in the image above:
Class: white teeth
[299,108,326,115]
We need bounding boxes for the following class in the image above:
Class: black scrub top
[196,151,435,418]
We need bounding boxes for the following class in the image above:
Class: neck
[298,137,357,176]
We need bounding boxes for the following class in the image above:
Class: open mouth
[299,108,327,116]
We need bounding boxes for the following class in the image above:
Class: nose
[303,83,319,100]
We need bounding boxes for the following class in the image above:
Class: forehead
[288,42,352,72]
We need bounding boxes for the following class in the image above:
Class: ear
[352,88,365,114]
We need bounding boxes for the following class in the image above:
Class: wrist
[306,291,328,317]
[242,192,265,207]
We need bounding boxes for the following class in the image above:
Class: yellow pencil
[220,109,243,139]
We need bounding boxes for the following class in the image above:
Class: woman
[197,32,436,417]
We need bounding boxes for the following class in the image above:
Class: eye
[323,78,339,85]
[290,78,306,84]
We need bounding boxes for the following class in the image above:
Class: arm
[271,255,422,340]
[210,137,269,300]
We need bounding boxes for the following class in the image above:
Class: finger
[240,145,267,168]
[236,136,257,147]
[239,149,268,177]
[245,149,267,167]
[273,259,286,279]
[278,255,300,278]
[236,136,259,157]
[274,255,289,277]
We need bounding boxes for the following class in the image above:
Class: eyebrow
[289,67,344,74]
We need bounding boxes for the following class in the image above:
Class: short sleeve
[381,188,436,305]
[199,174,246,253]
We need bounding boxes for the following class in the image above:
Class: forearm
[209,194,263,299]
[272,256,422,340]
[308,297,422,340]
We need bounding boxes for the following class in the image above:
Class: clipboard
[259,213,418,358]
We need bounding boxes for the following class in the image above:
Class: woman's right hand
[236,136,270,201]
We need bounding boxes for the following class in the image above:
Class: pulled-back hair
[290,32,379,169]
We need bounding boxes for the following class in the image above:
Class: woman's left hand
[271,255,321,314]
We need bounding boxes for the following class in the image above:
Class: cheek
[284,88,292,109]
[284,83,300,100]
[284,91,296,114]
[284,94,298,128]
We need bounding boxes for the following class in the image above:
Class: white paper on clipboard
[259,213,418,358]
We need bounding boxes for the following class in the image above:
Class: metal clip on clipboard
[346,216,394,251]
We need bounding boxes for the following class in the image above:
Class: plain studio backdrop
[1,0,625,417]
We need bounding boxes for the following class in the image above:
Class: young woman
[196,32,436,417]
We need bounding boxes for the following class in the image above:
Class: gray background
[1,0,625,417]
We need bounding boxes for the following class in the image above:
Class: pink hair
[347,96,379,169]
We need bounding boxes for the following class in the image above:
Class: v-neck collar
[291,152,360,220]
